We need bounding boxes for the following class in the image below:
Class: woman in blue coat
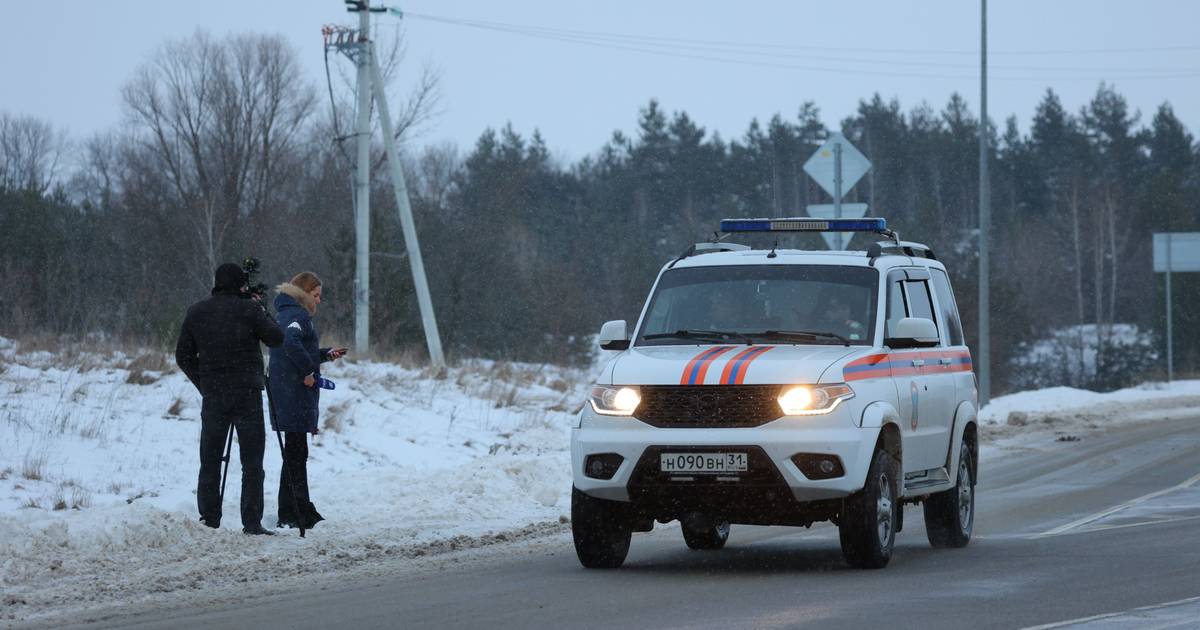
[269,272,346,529]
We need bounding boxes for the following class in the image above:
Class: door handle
[911,359,925,367]
[938,358,953,365]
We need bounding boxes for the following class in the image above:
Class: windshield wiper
[751,329,851,346]
[642,329,754,345]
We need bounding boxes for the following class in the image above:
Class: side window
[885,275,907,336]
[904,279,938,334]
[931,269,965,346]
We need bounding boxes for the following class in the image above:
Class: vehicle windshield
[636,264,878,347]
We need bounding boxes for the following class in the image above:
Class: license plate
[660,452,748,474]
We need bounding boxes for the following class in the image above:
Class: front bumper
[571,404,880,511]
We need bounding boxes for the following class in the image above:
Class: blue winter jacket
[267,285,331,433]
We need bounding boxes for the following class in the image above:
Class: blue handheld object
[316,377,336,390]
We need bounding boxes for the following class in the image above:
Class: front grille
[624,445,845,526]
[633,385,783,428]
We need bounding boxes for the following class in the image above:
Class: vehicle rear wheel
[680,515,730,550]
[924,440,974,548]
[571,487,632,569]
[838,448,899,569]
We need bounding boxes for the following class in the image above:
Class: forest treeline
[2,32,1198,393]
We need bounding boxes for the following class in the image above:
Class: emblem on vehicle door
[910,381,919,431]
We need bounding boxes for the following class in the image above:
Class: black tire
[924,440,974,548]
[681,518,730,550]
[838,448,899,569]
[571,487,632,569]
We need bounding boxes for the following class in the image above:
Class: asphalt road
[77,417,1200,630]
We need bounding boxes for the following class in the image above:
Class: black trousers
[198,388,265,528]
[278,431,312,521]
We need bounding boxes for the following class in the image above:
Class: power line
[322,39,355,164]
[405,12,1200,57]
[403,11,1200,81]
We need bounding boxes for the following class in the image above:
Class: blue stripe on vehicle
[843,360,907,374]
[724,346,770,384]
[687,347,725,385]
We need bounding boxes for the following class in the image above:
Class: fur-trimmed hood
[275,282,316,315]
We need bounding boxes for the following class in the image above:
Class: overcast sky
[3,1,1198,162]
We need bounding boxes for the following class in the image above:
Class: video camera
[241,257,270,301]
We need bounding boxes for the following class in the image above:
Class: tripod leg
[218,421,235,504]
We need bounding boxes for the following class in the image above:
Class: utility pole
[1166,234,1173,383]
[335,1,446,368]
[978,0,991,407]
[352,1,373,356]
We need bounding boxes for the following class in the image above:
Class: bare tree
[0,112,69,194]
[410,142,460,208]
[70,131,124,210]
[120,30,317,289]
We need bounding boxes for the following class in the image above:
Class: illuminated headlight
[588,385,642,416]
[777,384,854,415]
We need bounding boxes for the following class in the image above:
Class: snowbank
[980,380,1200,425]
[0,340,591,623]
[978,379,1200,456]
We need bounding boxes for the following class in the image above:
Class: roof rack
[867,240,937,265]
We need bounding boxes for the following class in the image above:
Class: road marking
[1062,514,1200,536]
[1032,472,1200,538]
[1020,595,1200,629]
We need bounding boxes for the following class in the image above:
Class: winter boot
[243,523,277,536]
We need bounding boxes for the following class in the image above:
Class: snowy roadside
[0,339,593,625]
[978,380,1200,459]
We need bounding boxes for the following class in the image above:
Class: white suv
[571,218,978,569]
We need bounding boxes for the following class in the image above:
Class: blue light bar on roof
[720,217,887,233]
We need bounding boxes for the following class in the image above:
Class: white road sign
[1153,233,1200,272]
[807,203,869,250]
[803,132,872,199]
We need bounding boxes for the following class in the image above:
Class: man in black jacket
[176,263,284,535]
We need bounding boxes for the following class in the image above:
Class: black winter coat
[267,286,331,433]
[175,289,284,395]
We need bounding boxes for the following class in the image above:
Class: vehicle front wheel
[923,440,974,548]
[680,514,730,550]
[571,487,632,569]
[838,448,899,569]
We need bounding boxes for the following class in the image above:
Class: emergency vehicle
[571,218,977,569]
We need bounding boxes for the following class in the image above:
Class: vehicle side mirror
[885,317,939,349]
[598,320,630,351]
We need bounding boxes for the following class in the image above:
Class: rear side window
[930,269,965,346]
[905,280,938,333]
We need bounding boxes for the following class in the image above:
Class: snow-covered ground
[2,336,1198,625]
[0,338,592,624]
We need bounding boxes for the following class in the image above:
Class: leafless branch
[0,112,70,194]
